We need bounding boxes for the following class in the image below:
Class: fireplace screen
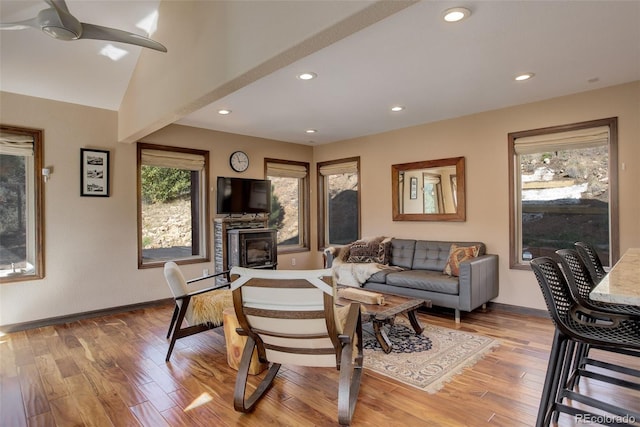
[227,228,277,269]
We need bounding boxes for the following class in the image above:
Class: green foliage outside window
[0,155,25,236]
[141,166,191,204]
[268,189,285,231]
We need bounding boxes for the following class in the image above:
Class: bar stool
[556,249,640,391]
[575,241,607,285]
[556,249,640,317]
[530,257,640,427]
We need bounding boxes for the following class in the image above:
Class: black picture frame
[410,177,418,199]
[80,148,110,197]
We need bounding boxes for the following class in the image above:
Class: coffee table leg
[407,309,424,335]
[372,320,393,354]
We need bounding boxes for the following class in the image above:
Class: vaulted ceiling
[1,1,639,145]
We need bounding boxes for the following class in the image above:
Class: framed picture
[80,148,110,197]
[410,177,418,199]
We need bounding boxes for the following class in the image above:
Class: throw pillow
[443,244,480,276]
[347,237,391,264]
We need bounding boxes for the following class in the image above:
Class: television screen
[217,177,271,214]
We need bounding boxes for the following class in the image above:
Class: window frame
[422,173,445,214]
[264,158,310,254]
[317,156,361,250]
[136,142,210,269]
[0,124,45,284]
[508,117,619,270]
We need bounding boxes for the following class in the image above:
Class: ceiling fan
[0,0,167,52]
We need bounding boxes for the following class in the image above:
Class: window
[265,159,309,252]
[0,125,44,283]
[508,118,618,269]
[137,143,209,268]
[317,157,360,248]
[423,173,444,214]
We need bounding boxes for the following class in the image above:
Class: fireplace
[227,228,277,269]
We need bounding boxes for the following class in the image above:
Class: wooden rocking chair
[229,266,364,426]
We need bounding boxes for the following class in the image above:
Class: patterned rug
[363,317,499,393]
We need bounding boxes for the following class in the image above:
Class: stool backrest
[530,257,574,331]
[556,249,595,306]
[575,241,606,284]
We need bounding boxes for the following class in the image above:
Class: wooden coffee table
[336,289,431,353]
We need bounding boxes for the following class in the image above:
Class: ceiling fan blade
[0,17,39,31]
[79,23,167,52]
[44,0,71,14]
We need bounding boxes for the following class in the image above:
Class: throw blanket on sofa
[331,258,385,287]
[328,236,400,287]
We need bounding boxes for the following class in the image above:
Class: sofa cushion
[443,244,481,276]
[412,241,455,271]
[367,267,399,284]
[389,239,416,269]
[385,270,459,295]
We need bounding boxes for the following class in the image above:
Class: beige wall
[139,124,317,271]
[0,91,143,326]
[314,81,640,310]
[0,93,313,326]
[1,81,638,326]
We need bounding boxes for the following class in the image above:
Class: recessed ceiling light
[217,109,232,115]
[297,72,317,81]
[443,7,471,23]
[515,73,535,81]
[391,105,405,112]
[305,129,317,134]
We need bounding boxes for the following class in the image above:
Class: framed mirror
[392,156,466,221]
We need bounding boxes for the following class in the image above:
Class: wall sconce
[42,167,52,182]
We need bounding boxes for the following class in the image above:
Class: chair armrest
[338,303,361,345]
[187,270,231,285]
[174,282,230,301]
[571,305,630,327]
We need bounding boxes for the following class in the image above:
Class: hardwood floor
[1,303,639,426]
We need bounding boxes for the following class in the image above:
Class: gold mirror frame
[392,156,466,221]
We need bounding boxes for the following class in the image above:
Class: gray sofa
[325,239,499,322]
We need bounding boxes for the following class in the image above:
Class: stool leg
[537,330,567,427]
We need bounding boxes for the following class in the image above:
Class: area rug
[362,317,499,393]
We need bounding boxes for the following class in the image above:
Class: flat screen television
[216,177,272,215]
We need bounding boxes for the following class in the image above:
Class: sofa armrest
[457,254,499,311]
[323,245,351,267]
[324,246,340,268]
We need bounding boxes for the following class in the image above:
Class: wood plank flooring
[1,303,639,426]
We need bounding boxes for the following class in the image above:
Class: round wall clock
[229,151,249,172]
